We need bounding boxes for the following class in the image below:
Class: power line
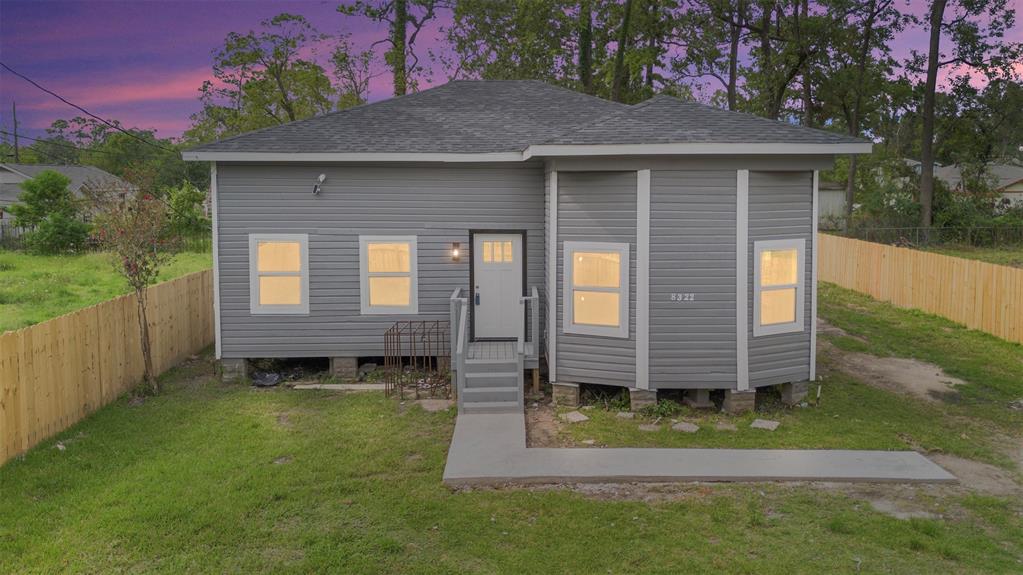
[0,129,123,156]
[0,61,177,154]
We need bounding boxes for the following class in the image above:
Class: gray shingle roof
[187,81,866,155]
[541,95,866,146]
[189,80,625,154]
[1,163,131,206]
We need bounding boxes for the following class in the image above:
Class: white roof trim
[183,142,872,163]
[523,142,873,159]
[181,151,525,163]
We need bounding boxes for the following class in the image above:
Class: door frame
[469,229,527,342]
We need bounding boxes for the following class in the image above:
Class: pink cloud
[17,68,217,111]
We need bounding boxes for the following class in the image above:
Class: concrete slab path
[442,413,957,486]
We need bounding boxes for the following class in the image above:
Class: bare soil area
[831,350,966,403]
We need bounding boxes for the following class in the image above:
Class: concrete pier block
[221,358,248,383]
[683,389,715,409]
[629,388,658,411]
[552,382,580,407]
[723,390,756,414]
[781,381,809,406]
[329,357,359,379]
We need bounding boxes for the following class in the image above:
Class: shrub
[23,212,90,254]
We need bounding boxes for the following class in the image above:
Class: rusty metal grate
[383,320,451,399]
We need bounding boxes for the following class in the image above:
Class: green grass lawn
[2,354,1021,574]
[923,244,1023,268]
[0,250,211,333]
[560,283,1023,470]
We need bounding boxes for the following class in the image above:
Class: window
[753,238,805,336]
[481,239,514,263]
[249,234,309,314]
[360,236,418,314]
[563,241,629,338]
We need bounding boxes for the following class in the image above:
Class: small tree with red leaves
[85,167,179,395]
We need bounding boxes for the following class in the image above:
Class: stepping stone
[581,439,596,445]
[560,411,590,423]
[671,421,699,433]
[417,399,454,412]
[750,419,780,431]
[715,422,738,432]
[581,405,595,411]
[616,411,636,419]
[638,424,660,432]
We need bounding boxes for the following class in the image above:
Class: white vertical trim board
[211,163,222,359]
[810,170,819,381]
[547,170,558,383]
[635,170,650,390]
[736,170,750,391]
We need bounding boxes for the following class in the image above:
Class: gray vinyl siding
[216,162,545,358]
[649,171,737,389]
[556,172,637,387]
[748,171,813,386]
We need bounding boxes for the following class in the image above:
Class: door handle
[474,292,480,305]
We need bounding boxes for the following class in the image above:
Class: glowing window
[249,234,309,314]
[754,239,805,336]
[564,241,629,338]
[360,236,418,314]
[481,240,514,263]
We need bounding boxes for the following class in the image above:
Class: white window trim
[753,238,805,337]
[249,233,310,315]
[359,235,419,315]
[563,240,630,338]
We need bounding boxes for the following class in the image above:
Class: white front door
[473,233,523,339]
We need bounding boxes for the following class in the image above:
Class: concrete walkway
[442,413,957,486]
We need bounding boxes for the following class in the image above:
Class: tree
[339,0,447,96]
[673,0,749,110]
[912,0,1020,230]
[186,13,336,142]
[85,169,179,395]
[332,37,377,108]
[8,170,90,254]
[166,181,211,236]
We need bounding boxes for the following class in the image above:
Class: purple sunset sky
[0,0,1018,141]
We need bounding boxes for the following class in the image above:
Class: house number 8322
[670,293,695,302]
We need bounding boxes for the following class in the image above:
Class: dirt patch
[830,350,966,403]
[525,400,570,447]
[928,454,1021,496]
[275,412,292,428]
[817,317,850,338]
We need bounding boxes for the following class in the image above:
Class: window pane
[761,288,797,325]
[573,290,620,327]
[369,276,411,307]
[258,241,301,273]
[482,241,493,263]
[502,241,513,262]
[368,242,410,273]
[492,241,503,262]
[760,248,798,286]
[573,251,620,288]
[259,276,302,305]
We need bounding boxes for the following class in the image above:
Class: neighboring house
[817,181,848,229]
[934,164,1023,208]
[182,80,871,414]
[0,163,131,221]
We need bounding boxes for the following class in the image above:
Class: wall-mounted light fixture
[312,173,326,195]
[451,242,461,262]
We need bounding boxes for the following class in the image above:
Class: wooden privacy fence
[818,233,1023,344]
[1,269,214,464]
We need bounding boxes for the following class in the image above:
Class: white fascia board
[181,151,525,163]
[524,142,873,159]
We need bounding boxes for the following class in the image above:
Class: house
[0,163,131,221]
[934,164,1023,208]
[182,80,871,414]
[816,181,848,229]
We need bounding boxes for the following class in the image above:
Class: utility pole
[11,101,20,163]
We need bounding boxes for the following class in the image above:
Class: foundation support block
[628,388,658,411]
[723,390,756,414]
[330,357,359,379]
[781,381,809,406]
[552,382,580,407]
[683,389,715,409]
[220,358,248,383]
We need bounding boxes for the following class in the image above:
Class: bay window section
[753,238,805,336]
[563,241,629,338]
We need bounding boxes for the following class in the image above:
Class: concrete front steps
[460,358,523,414]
